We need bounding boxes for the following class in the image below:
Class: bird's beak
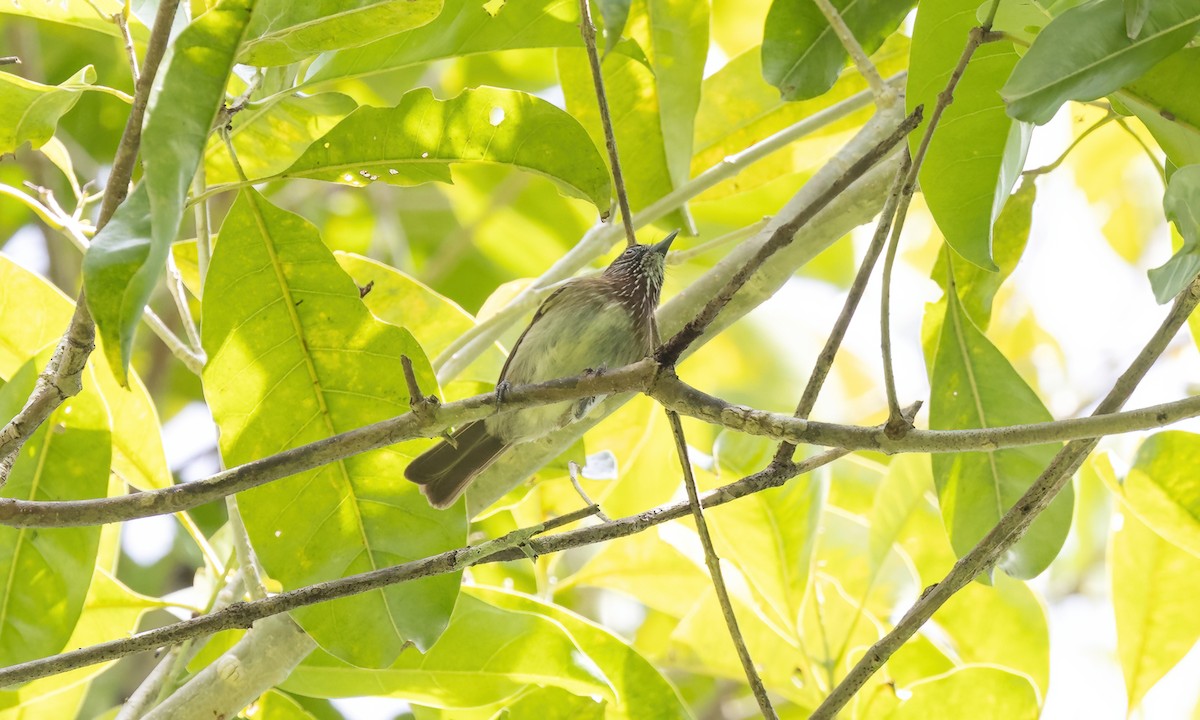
[650,230,679,255]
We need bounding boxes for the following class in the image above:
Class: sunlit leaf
[473,587,691,720]
[300,0,582,92]
[1112,509,1200,710]
[929,280,1072,579]
[0,0,147,41]
[0,257,171,490]
[247,690,319,719]
[0,355,110,666]
[202,189,461,665]
[204,92,357,185]
[762,0,914,100]
[0,65,95,155]
[84,0,254,385]
[283,86,612,212]
[1148,164,1200,303]
[909,0,1030,270]
[1103,432,1200,558]
[282,594,613,707]
[239,0,443,66]
[891,665,1039,719]
[1002,0,1200,125]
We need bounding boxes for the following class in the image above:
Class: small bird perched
[405,231,677,508]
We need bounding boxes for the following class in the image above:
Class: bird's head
[602,230,678,295]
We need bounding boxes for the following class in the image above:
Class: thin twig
[774,149,912,465]
[225,495,267,600]
[193,164,212,286]
[577,0,636,246]
[0,56,19,66]
[166,254,203,352]
[666,408,778,718]
[655,108,923,366]
[0,0,182,482]
[4,359,1200,528]
[878,194,912,434]
[810,275,1200,719]
[567,461,610,522]
[400,354,439,421]
[1114,116,1167,182]
[431,77,895,383]
[111,12,139,83]
[810,0,887,100]
[1023,110,1115,178]
[667,220,770,266]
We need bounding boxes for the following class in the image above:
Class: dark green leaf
[0,65,95,154]
[1119,47,1200,169]
[84,0,254,385]
[0,357,111,666]
[929,279,1072,579]
[202,190,461,665]
[1002,0,1200,125]
[1148,164,1200,303]
[597,0,633,54]
[762,0,915,100]
[239,0,443,66]
[283,86,612,212]
[909,0,1029,270]
[1125,0,1151,37]
[300,0,582,92]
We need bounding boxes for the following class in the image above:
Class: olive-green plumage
[404,232,677,508]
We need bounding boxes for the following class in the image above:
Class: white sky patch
[121,513,177,566]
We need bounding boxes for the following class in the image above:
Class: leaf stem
[810,0,887,101]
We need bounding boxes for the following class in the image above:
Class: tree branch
[810,274,1200,718]
[3,359,1200,528]
[666,407,778,718]
[810,0,887,100]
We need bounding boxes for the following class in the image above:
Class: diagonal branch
[0,0,183,482]
[810,274,1200,719]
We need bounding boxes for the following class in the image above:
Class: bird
[405,231,678,509]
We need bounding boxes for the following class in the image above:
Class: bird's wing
[498,283,573,382]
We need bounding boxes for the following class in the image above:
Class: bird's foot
[494,380,512,406]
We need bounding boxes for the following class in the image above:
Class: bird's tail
[404,421,507,509]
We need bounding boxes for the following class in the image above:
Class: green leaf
[705,465,826,634]
[84,0,255,385]
[1112,509,1200,711]
[933,576,1050,696]
[0,257,171,490]
[239,0,443,66]
[565,532,712,619]
[0,0,147,41]
[1148,164,1200,303]
[204,92,357,185]
[1105,432,1200,558]
[471,587,692,720]
[282,86,611,212]
[0,65,95,154]
[694,36,910,201]
[762,0,915,100]
[557,44,685,226]
[1118,48,1200,168]
[639,0,709,194]
[253,690,320,720]
[597,0,633,54]
[282,594,613,707]
[930,179,1037,329]
[300,0,582,92]
[202,189,461,666]
[1001,0,1200,125]
[1125,0,1151,37]
[909,0,1030,270]
[890,665,1040,719]
[336,252,506,385]
[929,280,1072,579]
[0,356,111,666]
